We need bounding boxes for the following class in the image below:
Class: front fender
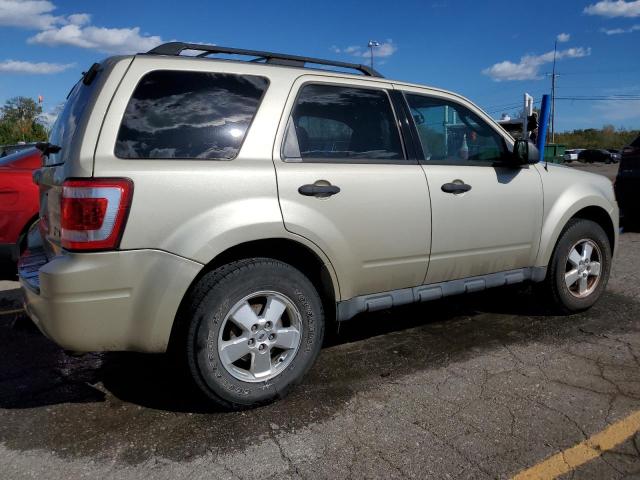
[535,165,618,268]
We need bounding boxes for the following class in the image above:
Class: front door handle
[298,184,341,198]
[441,182,472,194]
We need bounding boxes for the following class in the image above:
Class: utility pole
[550,40,558,144]
[368,40,380,69]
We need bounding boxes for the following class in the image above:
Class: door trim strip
[336,266,547,321]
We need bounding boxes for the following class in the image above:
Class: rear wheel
[540,219,612,312]
[182,258,325,409]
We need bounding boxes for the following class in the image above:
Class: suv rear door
[399,87,543,284]
[273,76,431,300]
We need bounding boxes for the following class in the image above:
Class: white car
[564,149,583,162]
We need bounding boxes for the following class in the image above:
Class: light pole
[368,40,380,69]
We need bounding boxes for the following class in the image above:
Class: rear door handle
[441,182,472,194]
[298,184,341,197]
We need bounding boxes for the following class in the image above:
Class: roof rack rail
[146,42,383,78]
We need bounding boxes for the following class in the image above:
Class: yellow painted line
[512,410,640,480]
[0,308,23,316]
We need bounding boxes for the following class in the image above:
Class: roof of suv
[146,41,384,77]
[135,42,468,109]
[104,42,514,144]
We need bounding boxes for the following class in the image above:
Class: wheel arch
[168,237,339,354]
[537,200,617,268]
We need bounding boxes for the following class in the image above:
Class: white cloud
[0,0,63,29]
[375,42,398,57]
[482,47,591,81]
[0,59,74,74]
[1,1,161,55]
[593,99,640,121]
[584,0,640,17]
[331,40,398,59]
[557,32,571,42]
[28,24,163,54]
[601,24,640,33]
[67,13,90,26]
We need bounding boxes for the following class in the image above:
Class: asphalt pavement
[1,163,639,479]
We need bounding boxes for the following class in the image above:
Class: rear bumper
[19,247,202,353]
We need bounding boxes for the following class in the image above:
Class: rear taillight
[60,178,133,251]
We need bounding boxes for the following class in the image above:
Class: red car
[0,147,40,263]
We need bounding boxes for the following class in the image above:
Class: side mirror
[512,139,539,165]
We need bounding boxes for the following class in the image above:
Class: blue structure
[537,94,551,162]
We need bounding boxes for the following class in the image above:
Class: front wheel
[540,219,612,312]
[183,258,325,409]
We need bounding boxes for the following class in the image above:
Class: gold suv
[20,42,618,409]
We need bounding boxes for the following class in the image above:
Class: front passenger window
[405,93,507,165]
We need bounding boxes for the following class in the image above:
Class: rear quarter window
[46,79,96,166]
[115,71,269,160]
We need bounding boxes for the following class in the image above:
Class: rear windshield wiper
[35,142,61,156]
[82,63,101,86]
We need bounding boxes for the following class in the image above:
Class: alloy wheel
[564,239,602,298]
[217,291,303,382]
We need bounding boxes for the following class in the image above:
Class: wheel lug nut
[269,333,275,341]
[251,324,258,332]
[265,321,272,329]
[258,344,266,351]
[248,339,255,346]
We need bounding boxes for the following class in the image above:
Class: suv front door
[273,76,431,300]
[400,88,543,284]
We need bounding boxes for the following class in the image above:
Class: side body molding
[336,267,547,321]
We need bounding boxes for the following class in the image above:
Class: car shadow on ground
[0,283,629,413]
[1,282,638,463]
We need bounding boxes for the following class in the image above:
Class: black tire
[539,218,612,313]
[182,258,324,410]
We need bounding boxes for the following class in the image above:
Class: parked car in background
[607,149,622,163]
[563,149,583,162]
[0,148,40,263]
[19,42,618,409]
[0,142,37,158]
[578,149,618,164]
[615,135,640,228]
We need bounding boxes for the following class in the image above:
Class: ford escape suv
[20,42,618,409]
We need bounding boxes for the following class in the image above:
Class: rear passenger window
[283,84,404,162]
[115,71,268,160]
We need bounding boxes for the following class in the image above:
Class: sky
[0,0,639,132]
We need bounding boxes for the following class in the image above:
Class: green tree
[0,96,48,145]
[555,125,639,149]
